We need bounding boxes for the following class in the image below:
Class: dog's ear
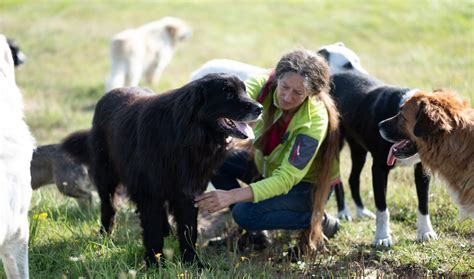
[413,102,435,137]
[413,99,453,137]
[173,80,204,122]
[166,25,178,40]
[317,49,329,61]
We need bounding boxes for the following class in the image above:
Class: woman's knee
[232,202,258,230]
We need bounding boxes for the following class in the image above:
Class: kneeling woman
[195,49,341,249]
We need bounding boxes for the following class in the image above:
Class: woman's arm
[194,187,253,213]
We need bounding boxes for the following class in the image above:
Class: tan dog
[31,144,94,209]
[105,16,191,92]
[379,89,474,218]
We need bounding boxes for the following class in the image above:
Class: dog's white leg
[105,61,127,92]
[416,210,438,241]
[145,46,174,85]
[356,206,376,219]
[372,209,392,247]
[14,239,29,279]
[337,206,353,221]
[1,239,29,279]
[126,59,144,87]
[1,252,20,279]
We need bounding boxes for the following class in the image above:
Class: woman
[195,49,341,249]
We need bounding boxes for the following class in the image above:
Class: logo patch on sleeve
[288,134,319,170]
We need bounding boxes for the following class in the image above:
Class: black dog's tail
[61,129,91,165]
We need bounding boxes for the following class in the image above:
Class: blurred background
[2,0,472,143]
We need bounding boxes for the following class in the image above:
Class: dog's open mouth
[219,118,255,140]
[387,139,418,166]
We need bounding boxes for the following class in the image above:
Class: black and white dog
[330,70,437,246]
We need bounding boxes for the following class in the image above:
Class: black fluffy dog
[330,70,437,246]
[62,73,262,266]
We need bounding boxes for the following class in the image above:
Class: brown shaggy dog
[379,89,474,218]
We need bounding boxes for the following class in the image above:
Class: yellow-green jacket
[246,74,339,202]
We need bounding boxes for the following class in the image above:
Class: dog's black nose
[254,103,263,115]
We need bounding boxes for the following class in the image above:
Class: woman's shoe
[322,212,340,239]
[207,229,271,251]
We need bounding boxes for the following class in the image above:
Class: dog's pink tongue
[387,146,397,166]
[387,140,408,166]
[235,121,255,139]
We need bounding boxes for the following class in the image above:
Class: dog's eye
[343,62,353,69]
[226,91,235,100]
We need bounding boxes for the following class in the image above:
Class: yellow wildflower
[32,212,48,220]
[38,212,48,220]
[155,253,162,260]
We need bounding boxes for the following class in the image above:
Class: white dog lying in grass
[0,34,35,279]
[189,42,368,81]
[105,16,192,92]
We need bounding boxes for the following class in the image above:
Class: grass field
[1,0,473,278]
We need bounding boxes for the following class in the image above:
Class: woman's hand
[194,190,234,213]
[194,187,254,213]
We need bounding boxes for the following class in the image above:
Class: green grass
[1,0,473,277]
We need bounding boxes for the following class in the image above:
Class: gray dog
[31,144,94,209]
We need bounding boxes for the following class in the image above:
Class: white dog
[105,16,192,92]
[189,59,268,81]
[189,42,368,81]
[0,34,35,279]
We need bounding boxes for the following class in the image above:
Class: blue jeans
[211,150,313,230]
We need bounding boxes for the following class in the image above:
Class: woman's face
[276,72,309,113]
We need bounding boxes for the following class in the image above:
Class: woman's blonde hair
[258,49,340,249]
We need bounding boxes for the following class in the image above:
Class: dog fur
[105,16,192,92]
[379,90,474,218]
[189,42,368,82]
[331,70,437,246]
[0,34,35,279]
[31,144,94,209]
[62,73,262,266]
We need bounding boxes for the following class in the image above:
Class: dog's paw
[371,236,393,247]
[337,207,352,221]
[416,211,437,242]
[356,206,376,219]
[373,209,392,247]
[416,230,438,242]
